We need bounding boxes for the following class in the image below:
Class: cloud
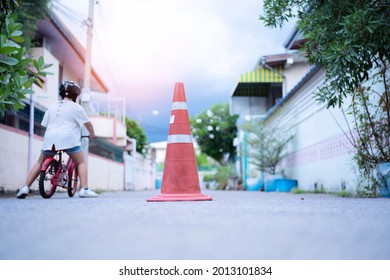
[57,0,296,141]
[93,0,293,85]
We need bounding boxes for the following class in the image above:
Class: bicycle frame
[39,150,78,198]
[41,151,71,180]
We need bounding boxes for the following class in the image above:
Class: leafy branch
[0,12,52,116]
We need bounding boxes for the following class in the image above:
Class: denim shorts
[42,146,81,156]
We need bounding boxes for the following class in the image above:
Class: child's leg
[25,153,48,187]
[68,151,88,189]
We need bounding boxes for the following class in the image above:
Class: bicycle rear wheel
[67,163,78,197]
[39,159,59,199]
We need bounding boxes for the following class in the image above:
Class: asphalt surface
[0,190,389,260]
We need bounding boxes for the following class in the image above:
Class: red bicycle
[38,150,78,198]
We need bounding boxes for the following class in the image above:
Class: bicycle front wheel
[39,159,59,199]
[67,163,78,197]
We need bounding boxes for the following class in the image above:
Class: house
[230,50,312,189]
[230,52,311,118]
[0,9,155,193]
[231,27,361,192]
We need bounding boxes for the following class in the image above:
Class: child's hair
[59,81,81,102]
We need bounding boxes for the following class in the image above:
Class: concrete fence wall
[0,124,42,192]
[124,153,156,191]
[0,124,155,193]
[265,69,358,191]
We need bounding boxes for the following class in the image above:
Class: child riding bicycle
[17,81,98,199]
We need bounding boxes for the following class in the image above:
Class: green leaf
[10,36,24,43]
[32,59,39,70]
[2,38,22,51]
[0,35,7,44]
[41,63,53,70]
[20,88,34,95]
[24,78,34,89]
[13,22,23,31]
[19,74,28,86]
[10,30,22,37]
[0,46,18,55]
[38,56,44,68]
[14,71,20,86]
[0,56,18,66]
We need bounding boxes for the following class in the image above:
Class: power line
[94,3,127,97]
[52,0,87,21]
[51,0,145,127]
[51,1,87,35]
[52,0,122,98]
[93,28,122,96]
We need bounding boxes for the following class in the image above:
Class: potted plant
[377,163,390,198]
[245,170,263,191]
[241,120,295,192]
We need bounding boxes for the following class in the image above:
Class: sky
[53,0,296,142]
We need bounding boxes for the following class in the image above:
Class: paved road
[0,190,389,260]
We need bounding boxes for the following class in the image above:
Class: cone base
[147,193,212,202]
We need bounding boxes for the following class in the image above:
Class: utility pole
[81,0,95,163]
[82,0,94,98]
[27,93,35,173]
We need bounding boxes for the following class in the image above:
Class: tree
[241,119,293,175]
[190,103,239,164]
[14,0,51,50]
[195,152,216,170]
[0,0,19,14]
[260,0,389,108]
[0,0,51,116]
[260,0,389,192]
[0,12,51,116]
[342,71,389,191]
[125,117,148,155]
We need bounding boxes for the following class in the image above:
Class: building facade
[231,28,365,192]
[0,9,155,193]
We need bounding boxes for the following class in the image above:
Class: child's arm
[84,121,96,139]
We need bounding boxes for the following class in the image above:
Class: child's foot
[79,188,98,198]
[16,186,29,199]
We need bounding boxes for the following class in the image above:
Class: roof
[283,25,307,50]
[37,9,109,93]
[256,53,293,68]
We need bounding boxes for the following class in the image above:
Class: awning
[232,66,283,97]
[232,83,271,96]
[239,66,283,83]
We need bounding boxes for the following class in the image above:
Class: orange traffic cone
[147,82,212,202]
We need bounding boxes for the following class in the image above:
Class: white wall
[230,96,269,116]
[124,153,155,191]
[0,125,42,191]
[31,47,60,108]
[0,125,125,193]
[149,141,167,164]
[265,68,358,191]
[88,154,124,191]
[284,61,313,95]
[90,116,127,146]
